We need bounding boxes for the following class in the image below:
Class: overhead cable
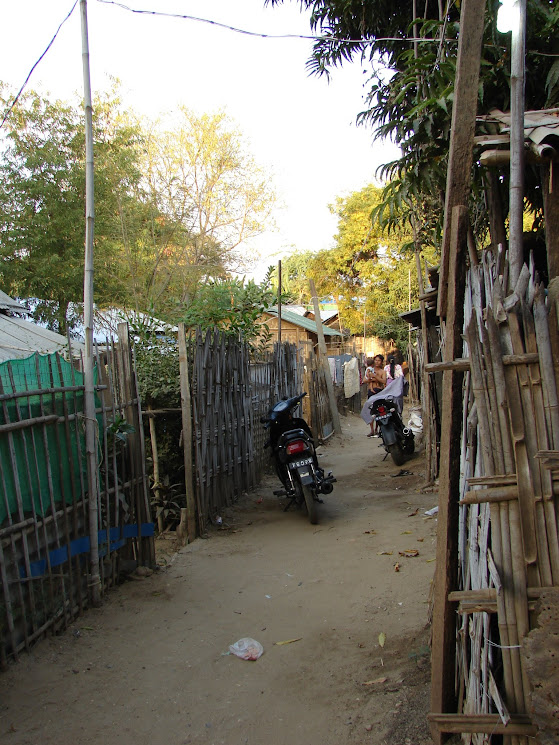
[0,0,79,131]
[95,0,451,44]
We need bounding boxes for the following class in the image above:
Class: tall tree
[139,108,276,310]
[0,85,144,333]
[267,1,559,247]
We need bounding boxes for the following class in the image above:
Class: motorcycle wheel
[388,443,406,466]
[302,484,318,525]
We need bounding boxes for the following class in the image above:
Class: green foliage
[0,84,144,333]
[267,1,559,249]
[0,84,277,331]
[180,277,275,352]
[134,334,180,409]
[277,180,437,345]
[106,415,136,445]
[150,475,186,528]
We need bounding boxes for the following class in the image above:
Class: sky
[0,0,399,281]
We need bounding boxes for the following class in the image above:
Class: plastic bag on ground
[229,637,264,661]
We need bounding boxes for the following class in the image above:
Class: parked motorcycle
[261,392,335,524]
[362,376,414,466]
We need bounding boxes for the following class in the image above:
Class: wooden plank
[428,713,536,736]
[437,0,487,318]
[430,205,469,742]
[309,279,341,436]
[425,353,540,372]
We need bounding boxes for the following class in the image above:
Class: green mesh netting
[0,353,99,525]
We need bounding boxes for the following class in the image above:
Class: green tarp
[0,353,98,525]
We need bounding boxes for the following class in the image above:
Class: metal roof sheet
[266,308,343,336]
[0,315,84,363]
[0,290,29,314]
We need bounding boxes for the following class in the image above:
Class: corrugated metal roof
[266,308,343,336]
[0,290,29,314]
[477,108,559,146]
[0,315,84,363]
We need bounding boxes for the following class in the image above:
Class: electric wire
[95,0,453,45]
[0,0,79,131]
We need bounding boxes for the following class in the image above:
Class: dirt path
[0,413,437,745]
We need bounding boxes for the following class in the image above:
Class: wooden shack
[260,307,343,351]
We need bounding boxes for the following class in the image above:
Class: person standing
[364,355,386,437]
[385,356,404,382]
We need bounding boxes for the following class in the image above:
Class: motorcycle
[361,376,415,466]
[261,392,335,524]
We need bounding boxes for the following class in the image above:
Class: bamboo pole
[80,0,101,606]
[178,324,199,539]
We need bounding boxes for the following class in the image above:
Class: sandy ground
[0,412,438,745]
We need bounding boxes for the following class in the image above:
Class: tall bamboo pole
[80,0,100,606]
[508,0,527,289]
[277,260,282,343]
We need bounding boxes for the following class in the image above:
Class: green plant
[106,415,135,445]
[150,475,186,529]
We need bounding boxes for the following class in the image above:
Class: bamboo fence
[432,246,559,742]
[0,328,153,665]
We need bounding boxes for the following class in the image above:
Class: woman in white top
[384,356,403,382]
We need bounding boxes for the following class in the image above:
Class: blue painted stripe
[20,523,155,578]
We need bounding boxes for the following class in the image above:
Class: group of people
[363,354,405,437]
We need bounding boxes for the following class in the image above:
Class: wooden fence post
[178,324,199,540]
[429,206,469,743]
[309,279,342,436]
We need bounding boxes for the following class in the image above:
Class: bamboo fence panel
[189,331,303,525]
[446,245,559,743]
[0,330,153,665]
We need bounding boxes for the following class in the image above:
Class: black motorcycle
[261,392,335,524]
[364,377,414,466]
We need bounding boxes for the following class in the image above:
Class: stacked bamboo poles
[454,247,559,743]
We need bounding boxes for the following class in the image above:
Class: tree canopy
[0,84,276,331]
[266,1,559,249]
[274,183,435,347]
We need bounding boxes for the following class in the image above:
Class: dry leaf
[417,538,424,542]
[394,562,401,572]
[400,530,412,535]
[274,638,302,646]
[408,508,419,516]
[378,632,386,647]
[362,676,387,686]
[364,530,377,535]
[426,558,436,563]
[377,551,393,555]
[399,549,419,557]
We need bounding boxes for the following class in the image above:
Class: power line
[95,2,559,59]
[95,0,449,45]
[0,0,79,131]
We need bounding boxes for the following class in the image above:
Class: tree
[139,109,277,310]
[271,250,316,304]
[180,276,275,351]
[0,86,277,330]
[0,84,144,333]
[266,1,559,248]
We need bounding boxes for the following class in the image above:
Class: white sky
[0,0,400,281]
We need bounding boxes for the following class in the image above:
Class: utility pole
[80,0,100,605]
